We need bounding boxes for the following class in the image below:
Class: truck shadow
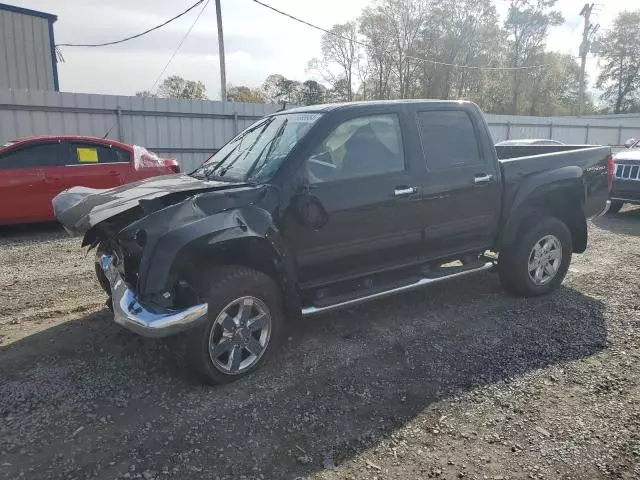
[592,205,640,236]
[0,222,68,246]
[0,275,606,479]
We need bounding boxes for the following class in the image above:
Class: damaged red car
[0,136,180,225]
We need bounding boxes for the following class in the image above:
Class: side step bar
[301,261,494,317]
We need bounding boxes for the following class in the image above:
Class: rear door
[50,141,130,191]
[0,142,65,223]
[415,107,501,257]
[287,109,427,283]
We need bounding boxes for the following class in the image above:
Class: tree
[135,90,158,98]
[157,75,208,100]
[300,80,327,105]
[503,0,563,114]
[320,22,358,101]
[377,0,427,99]
[262,74,303,104]
[226,85,267,103]
[595,10,640,113]
[359,7,394,99]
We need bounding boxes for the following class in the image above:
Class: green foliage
[135,76,208,100]
[301,0,596,115]
[226,85,266,103]
[595,10,640,114]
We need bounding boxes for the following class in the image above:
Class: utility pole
[215,0,227,101]
[578,3,601,116]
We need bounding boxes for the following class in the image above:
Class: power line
[251,0,548,71]
[56,1,205,47]
[149,0,211,93]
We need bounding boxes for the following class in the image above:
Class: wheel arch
[163,208,301,319]
[500,167,588,253]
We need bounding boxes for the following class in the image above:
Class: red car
[0,136,180,225]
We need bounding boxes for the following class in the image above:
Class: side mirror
[624,138,636,148]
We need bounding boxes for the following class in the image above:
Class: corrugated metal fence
[485,113,640,148]
[0,89,282,172]
[2,88,640,172]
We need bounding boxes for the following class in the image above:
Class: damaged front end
[53,174,275,338]
[98,253,209,338]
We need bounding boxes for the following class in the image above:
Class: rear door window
[67,143,118,165]
[0,142,64,169]
[416,110,482,170]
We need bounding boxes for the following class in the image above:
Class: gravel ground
[1,208,639,480]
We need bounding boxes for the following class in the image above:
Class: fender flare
[138,205,297,303]
[499,166,585,248]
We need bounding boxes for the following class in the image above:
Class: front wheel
[188,266,285,385]
[498,216,572,297]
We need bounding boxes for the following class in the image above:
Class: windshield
[191,112,322,182]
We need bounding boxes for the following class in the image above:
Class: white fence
[485,113,640,147]
[2,88,640,171]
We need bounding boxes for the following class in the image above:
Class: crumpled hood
[53,174,251,234]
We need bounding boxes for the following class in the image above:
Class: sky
[8,0,638,98]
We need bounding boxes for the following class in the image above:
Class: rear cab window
[416,109,483,170]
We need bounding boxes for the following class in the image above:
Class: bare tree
[309,22,359,101]
[377,0,428,99]
[359,7,394,99]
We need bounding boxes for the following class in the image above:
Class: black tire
[187,266,285,385]
[498,216,572,297]
[607,200,624,214]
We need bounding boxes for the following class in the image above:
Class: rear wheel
[607,200,624,214]
[498,216,572,297]
[188,266,285,385]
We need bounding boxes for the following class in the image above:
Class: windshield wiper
[214,118,274,177]
[245,119,288,180]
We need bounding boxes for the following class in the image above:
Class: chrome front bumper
[100,255,208,338]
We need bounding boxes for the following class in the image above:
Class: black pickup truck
[53,100,611,384]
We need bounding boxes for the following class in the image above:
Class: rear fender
[500,166,588,252]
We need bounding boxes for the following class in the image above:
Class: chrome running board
[301,261,494,317]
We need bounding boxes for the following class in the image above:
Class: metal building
[0,3,59,91]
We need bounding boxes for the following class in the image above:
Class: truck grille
[615,163,640,181]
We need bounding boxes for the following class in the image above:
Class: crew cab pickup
[53,100,610,384]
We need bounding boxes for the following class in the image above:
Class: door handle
[394,186,417,197]
[473,174,494,185]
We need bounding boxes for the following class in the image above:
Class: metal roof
[0,2,57,21]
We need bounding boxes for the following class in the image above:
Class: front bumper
[100,255,208,338]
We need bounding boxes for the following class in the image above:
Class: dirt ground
[1,208,639,480]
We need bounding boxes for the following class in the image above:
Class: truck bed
[496,144,611,219]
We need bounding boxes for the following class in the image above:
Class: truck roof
[280,99,474,115]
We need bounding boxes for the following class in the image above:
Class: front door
[285,112,426,284]
[414,108,501,258]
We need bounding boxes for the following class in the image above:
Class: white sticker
[293,113,321,123]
